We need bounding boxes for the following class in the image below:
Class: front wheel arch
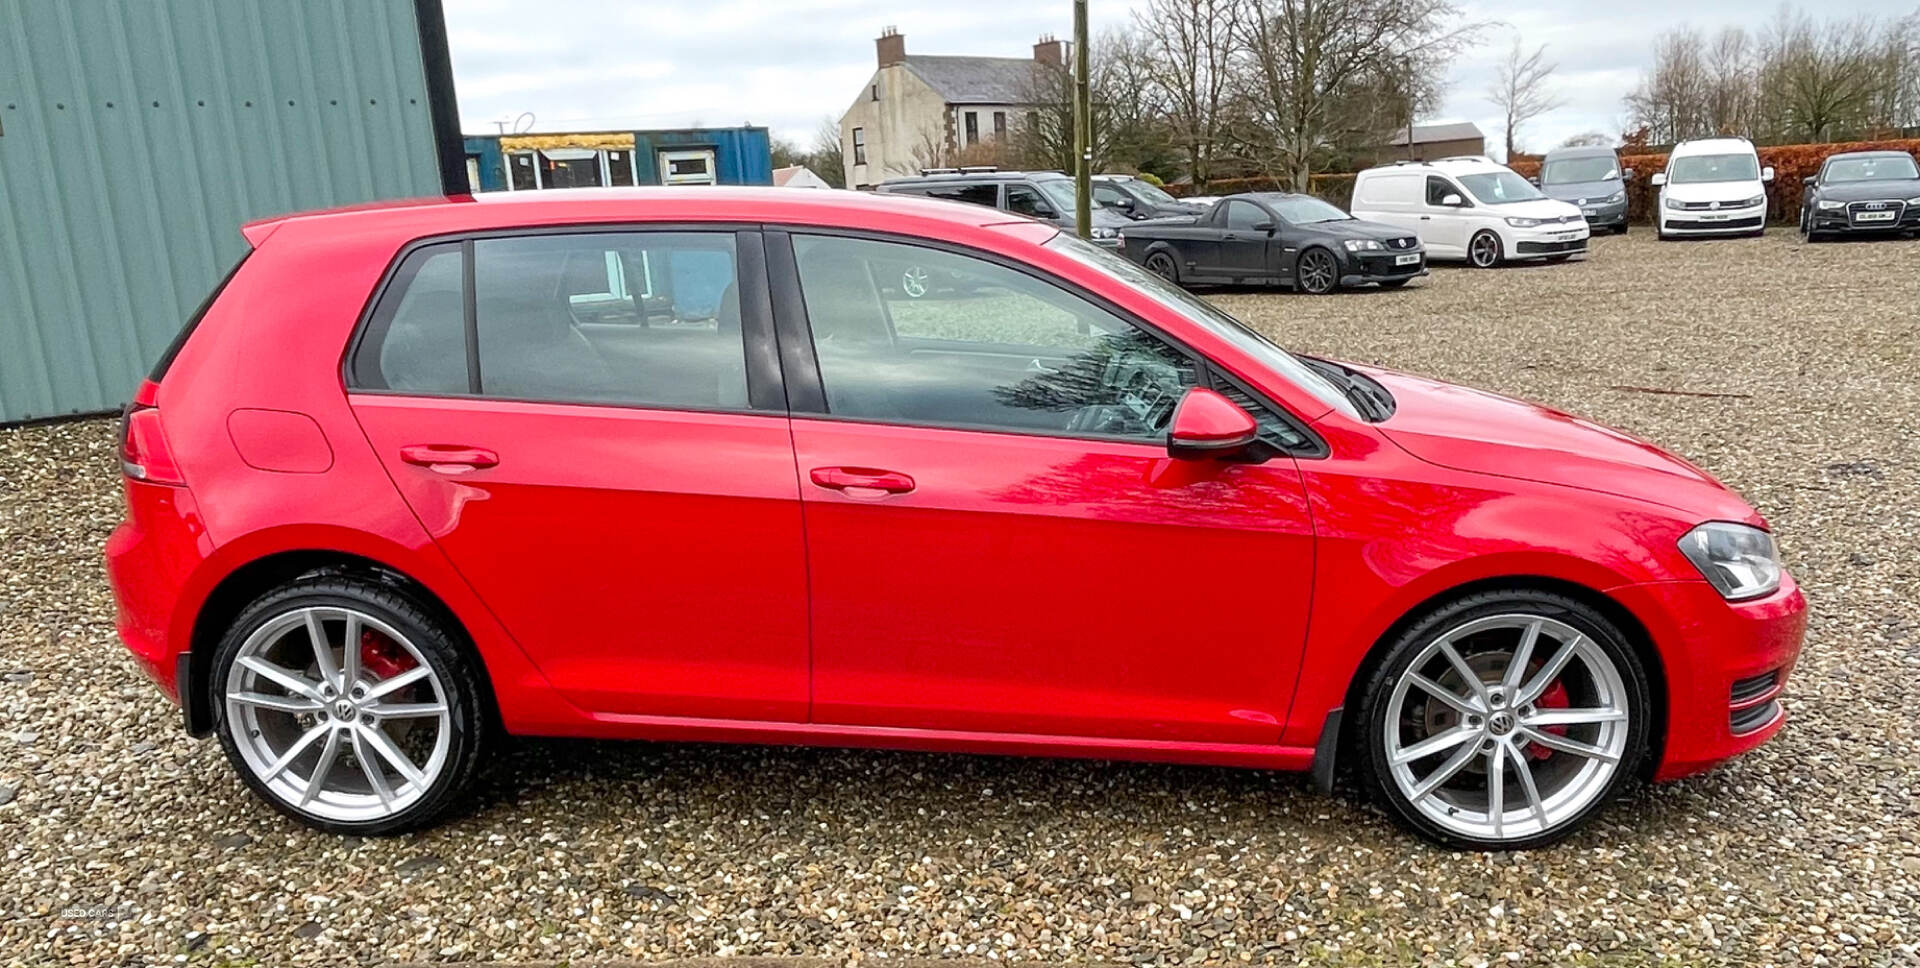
[1327,575,1668,789]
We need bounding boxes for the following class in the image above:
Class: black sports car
[1800,151,1920,240]
[1117,192,1426,294]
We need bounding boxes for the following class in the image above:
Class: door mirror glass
[1167,387,1258,460]
[1440,193,1465,207]
[1649,172,1667,187]
[1761,165,1776,183]
[1252,219,1276,233]
[1623,168,1635,180]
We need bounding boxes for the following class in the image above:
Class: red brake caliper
[358,628,414,683]
[1526,679,1572,760]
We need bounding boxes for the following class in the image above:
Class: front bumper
[1342,249,1427,285]
[1610,572,1808,781]
[1576,199,1628,230]
[1808,200,1920,234]
[1509,223,1590,259]
[1660,203,1766,234]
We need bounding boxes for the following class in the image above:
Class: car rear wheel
[1295,248,1339,294]
[1356,590,1649,850]
[1144,251,1181,285]
[1467,231,1502,268]
[211,575,492,835]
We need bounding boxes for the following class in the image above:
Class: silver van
[1536,146,1632,234]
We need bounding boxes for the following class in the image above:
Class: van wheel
[1468,231,1502,268]
[211,575,493,835]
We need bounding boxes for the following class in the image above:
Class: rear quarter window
[348,244,469,394]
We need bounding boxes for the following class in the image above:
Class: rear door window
[920,183,1000,207]
[351,232,754,411]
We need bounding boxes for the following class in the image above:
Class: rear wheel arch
[1324,574,1668,787]
[185,550,494,737]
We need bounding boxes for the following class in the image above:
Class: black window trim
[340,223,787,418]
[763,225,1326,457]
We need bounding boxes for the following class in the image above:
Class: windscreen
[1542,156,1620,184]
[1670,153,1760,183]
[1458,171,1546,205]
[1823,156,1919,182]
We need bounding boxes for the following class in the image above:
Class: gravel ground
[2,230,1917,967]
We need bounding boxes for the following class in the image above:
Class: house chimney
[1033,35,1066,67]
[877,26,906,68]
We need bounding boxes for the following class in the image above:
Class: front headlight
[1678,522,1782,600]
[1742,195,1766,208]
[1505,217,1542,228]
[1817,199,1845,210]
[1342,239,1383,252]
[1906,196,1920,205]
[1604,191,1626,204]
[1664,196,1684,210]
[1091,226,1119,240]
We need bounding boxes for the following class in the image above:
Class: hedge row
[1172,139,1920,225]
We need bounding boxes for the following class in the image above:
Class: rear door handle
[809,466,915,494]
[400,444,499,471]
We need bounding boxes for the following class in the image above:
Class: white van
[1650,138,1773,239]
[1350,157,1590,267]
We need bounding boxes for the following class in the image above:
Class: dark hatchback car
[1093,174,1207,220]
[1800,151,1920,240]
[876,170,1131,246]
[1537,145,1632,234]
[1120,193,1425,294]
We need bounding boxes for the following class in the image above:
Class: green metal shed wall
[0,0,450,422]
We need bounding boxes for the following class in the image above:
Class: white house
[838,28,1063,189]
[773,166,833,189]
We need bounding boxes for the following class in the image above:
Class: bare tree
[1235,0,1476,189]
[1625,27,1710,143]
[1761,10,1883,141]
[809,118,845,188]
[1136,0,1242,190]
[1487,39,1565,159]
[1559,131,1613,148]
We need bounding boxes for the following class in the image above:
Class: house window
[993,111,1007,140]
[851,128,867,166]
[964,111,979,146]
[871,84,879,102]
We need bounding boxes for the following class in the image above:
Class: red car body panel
[104,187,1806,782]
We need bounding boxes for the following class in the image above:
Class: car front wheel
[1467,230,1502,268]
[1295,248,1339,294]
[211,575,492,834]
[1356,590,1649,850]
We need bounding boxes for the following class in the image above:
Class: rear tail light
[119,381,185,485]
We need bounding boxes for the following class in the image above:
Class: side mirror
[1802,175,1816,187]
[1623,168,1635,180]
[1762,166,1775,183]
[1167,387,1259,460]
[1440,193,1465,207]
[1527,176,1540,186]
[1252,219,1276,234]
[1649,172,1667,187]
[1112,196,1135,210]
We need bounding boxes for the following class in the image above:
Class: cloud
[441,0,1905,152]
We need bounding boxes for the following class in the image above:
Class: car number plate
[1394,253,1420,266]
[1553,232,1580,242]
[1856,210,1896,222]
[1701,213,1729,221]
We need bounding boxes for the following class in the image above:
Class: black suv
[1092,174,1206,220]
[876,170,1129,246]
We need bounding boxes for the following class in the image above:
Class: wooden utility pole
[1073,0,1091,238]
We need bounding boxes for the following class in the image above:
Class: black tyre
[1144,251,1181,285]
[210,574,493,835]
[1295,247,1340,294]
[1467,230,1503,268]
[1354,589,1651,851]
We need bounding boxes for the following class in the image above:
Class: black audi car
[1118,192,1425,293]
[1800,151,1920,240]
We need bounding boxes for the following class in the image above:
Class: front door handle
[809,466,915,494]
[400,444,499,471]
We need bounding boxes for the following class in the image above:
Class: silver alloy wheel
[1469,232,1500,267]
[900,266,930,298]
[224,606,451,823]
[1383,614,1630,843]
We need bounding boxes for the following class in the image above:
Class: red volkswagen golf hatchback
[107,188,1805,849]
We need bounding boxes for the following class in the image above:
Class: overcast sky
[442,0,1912,158]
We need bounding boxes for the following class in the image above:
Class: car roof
[1543,145,1618,160]
[879,170,1066,185]
[1358,157,1508,176]
[1670,137,1755,156]
[240,186,1033,246]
